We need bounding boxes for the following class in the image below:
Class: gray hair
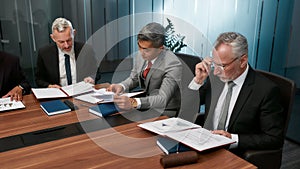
[214,32,248,58]
[51,17,73,33]
[138,22,165,48]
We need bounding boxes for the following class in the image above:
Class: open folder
[138,118,235,152]
[32,81,94,99]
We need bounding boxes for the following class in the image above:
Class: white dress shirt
[188,65,249,148]
[58,48,77,86]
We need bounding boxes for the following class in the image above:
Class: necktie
[217,81,235,130]
[143,61,152,78]
[64,54,72,85]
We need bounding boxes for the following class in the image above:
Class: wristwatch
[129,98,138,108]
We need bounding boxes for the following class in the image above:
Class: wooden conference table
[0,94,257,169]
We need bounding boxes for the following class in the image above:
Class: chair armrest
[243,149,282,169]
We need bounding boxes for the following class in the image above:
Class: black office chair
[243,70,296,169]
[175,53,202,121]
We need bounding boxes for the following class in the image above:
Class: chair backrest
[175,53,202,76]
[256,70,296,135]
[175,53,202,121]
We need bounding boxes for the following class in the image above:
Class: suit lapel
[52,46,60,83]
[228,67,256,129]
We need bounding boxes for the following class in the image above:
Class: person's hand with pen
[107,84,138,110]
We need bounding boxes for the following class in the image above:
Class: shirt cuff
[135,98,141,109]
[229,134,239,149]
[119,83,126,92]
[188,78,203,90]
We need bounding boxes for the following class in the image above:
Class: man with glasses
[189,32,284,156]
[107,22,182,114]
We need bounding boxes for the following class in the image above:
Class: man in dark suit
[107,22,182,113]
[0,51,31,101]
[35,17,100,88]
[189,32,284,156]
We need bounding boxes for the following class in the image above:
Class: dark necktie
[217,81,235,130]
[64,54,72,85]
[143,61,152,78]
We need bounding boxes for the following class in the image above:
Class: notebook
[157,135,191,154]
[89,103,119,117]
[40,100,71,116]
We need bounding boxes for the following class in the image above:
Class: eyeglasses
[211,56,240,71]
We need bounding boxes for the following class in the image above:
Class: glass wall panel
[0,0,297,87]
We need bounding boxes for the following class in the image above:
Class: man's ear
[50,34,55,42]
[73,29,76,37]
[240,55,248,68]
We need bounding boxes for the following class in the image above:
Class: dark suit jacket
[0,51,31,97]
[199,66,284,154]
[35,42,100,87]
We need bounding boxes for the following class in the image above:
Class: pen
[176,144,180,153]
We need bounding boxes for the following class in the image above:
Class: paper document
[138,117,235,152]
[32,81,93,99]
[165,127,235,152]
[61,81,94,96]
[138,117,200,135]
[0,98,25,112]
[75,90,144,104]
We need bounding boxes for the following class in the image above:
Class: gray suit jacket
[121,49,182,110]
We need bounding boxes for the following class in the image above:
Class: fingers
[113,95,131,110]
[3,86,23,101]
[84,77,95,84]
[197,57,212,73]
[212,130,232,139]
[48,84,61,88]
[3,93,22,101]
[194,57,212,84]
[107,84,123,94]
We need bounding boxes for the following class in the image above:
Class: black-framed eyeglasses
[211,55,243,71]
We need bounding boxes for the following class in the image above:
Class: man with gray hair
[35,17,100,88]
[108,22,182,113]
[189,32,284,156]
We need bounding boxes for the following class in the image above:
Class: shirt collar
[58,47,75,58]
[232,64,249,87]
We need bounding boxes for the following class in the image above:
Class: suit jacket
[199,66,284,153]
[121,49,182,110]
[0,51,31,97]
[35,42,100,87]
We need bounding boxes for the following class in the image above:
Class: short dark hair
[138,22,165,48]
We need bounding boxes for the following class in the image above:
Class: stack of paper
[138,118,235,152]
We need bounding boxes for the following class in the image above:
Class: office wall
[286,0,300,86]
[0,0,298,87]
